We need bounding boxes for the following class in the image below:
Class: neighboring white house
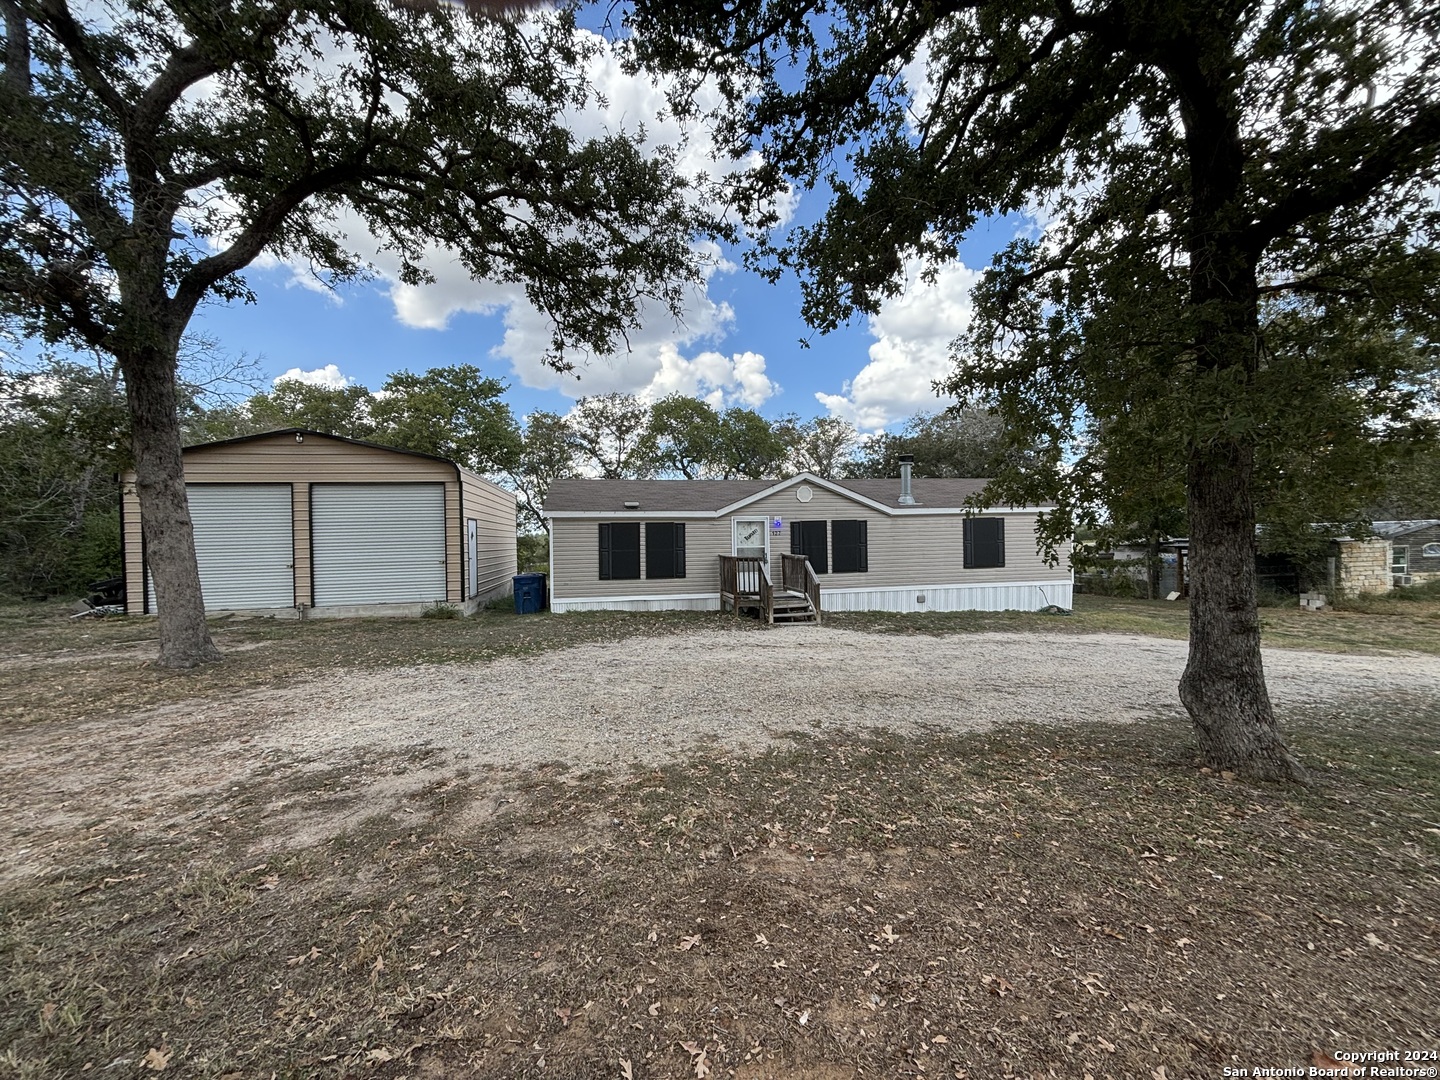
[542,470,1072,615]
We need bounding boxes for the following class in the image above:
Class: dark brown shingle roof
[543,476,1001,514]
[544,478,772,513]
[842,478,993,509]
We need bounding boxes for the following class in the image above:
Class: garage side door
[311,483,447,606]
[147,485,294,612]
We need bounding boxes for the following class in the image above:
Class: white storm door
[311,484,446,606]
[732,517,769,559]
[731,516,770,594]
[147,484,293,612]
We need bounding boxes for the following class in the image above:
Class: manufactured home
[121,429,516,617]
[542,468,1071,619]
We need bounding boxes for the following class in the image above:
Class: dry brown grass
[3,708,1437,1078]
[1,602,1437,1079]
[831,592,1440,655]
[0,604,759,729]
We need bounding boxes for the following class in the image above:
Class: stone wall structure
[1337,538,1392,595]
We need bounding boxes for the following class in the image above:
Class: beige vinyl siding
[550,484,1070,604]
[121,478,145,613]
[442,483,461,602]
[726,486,1069,589]
[552,518,733,600]
[123,432,464,612]
[460,469,517,600]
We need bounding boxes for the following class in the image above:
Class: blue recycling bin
[512,572,548,614]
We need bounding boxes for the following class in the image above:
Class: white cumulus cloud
[816,258,980,431]
[273,363,351,388]
[639,346,777,408]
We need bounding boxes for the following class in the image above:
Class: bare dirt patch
[1,622,1437,1079]
[223,628,1440,770]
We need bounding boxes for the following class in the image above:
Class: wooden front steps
[770,589,818,622]
[718,554,821,625]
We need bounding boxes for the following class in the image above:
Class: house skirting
[819,580,1073,613]
[550,580,1072,615]
[550,593,720,613]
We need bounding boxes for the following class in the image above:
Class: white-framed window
[1392,546,1409,577]
[1423,542,1440,558]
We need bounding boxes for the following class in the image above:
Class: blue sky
[177,20,1029,436]
[189,206,1024,435]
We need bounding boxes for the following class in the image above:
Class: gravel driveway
[238,626,1440,768]
[6,626,1439,884]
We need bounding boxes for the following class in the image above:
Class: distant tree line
[0,354,1020,596]
[12,345,1436,599]
[0,341,258,598]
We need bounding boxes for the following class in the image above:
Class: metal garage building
[122,429,516,617]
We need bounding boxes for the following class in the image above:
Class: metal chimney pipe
[898,454,916,505]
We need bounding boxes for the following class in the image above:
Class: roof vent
[623,501,640,510]
[898,455,917,505]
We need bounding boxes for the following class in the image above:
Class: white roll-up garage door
[311,483,447,606]
[147,484,294,612]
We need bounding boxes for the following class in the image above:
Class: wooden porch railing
[719,555,771,616]
[781,553,822,624]
[720,553,820,624]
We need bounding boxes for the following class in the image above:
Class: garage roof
[183,428,460,467]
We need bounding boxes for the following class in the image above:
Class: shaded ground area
[0,600,1437,1079]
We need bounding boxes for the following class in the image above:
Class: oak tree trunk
[1178,438,1305,781]
[1169,54,1308,781]
[120,340,222,668]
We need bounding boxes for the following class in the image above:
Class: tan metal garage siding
[145,484,294,611]
[310,483,447,605]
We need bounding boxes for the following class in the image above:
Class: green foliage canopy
[847,409,1008,480]
[0,0,716,664]
[628,0,1440,779]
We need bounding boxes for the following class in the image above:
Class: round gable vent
[796,485,813,503]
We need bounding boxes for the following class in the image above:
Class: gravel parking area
[233,626,1440,767]
[5,626,1439,884]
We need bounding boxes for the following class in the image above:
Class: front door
[467,518,478,598]
[732,517,769,560]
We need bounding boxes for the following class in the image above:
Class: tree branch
[1245,98,1440,255]
[2,0,30,94]
[168,162,367,322]
[34,0,129,122]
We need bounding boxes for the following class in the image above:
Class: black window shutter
[602,522,640,580]
[833,520,851,572]
[645,522,671,579]
[793,520,828,572]
[964,518,1005,569]
[613,523,640,580]
[833,520,868,574]
[646,522,685,579]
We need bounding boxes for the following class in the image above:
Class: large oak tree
[630,0,1440,780]
[0,0,712,665]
